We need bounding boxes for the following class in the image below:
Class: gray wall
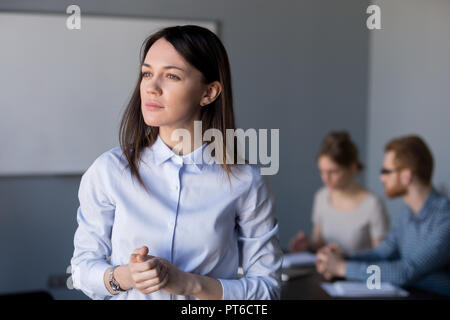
[366,0,450,221]
[0,0,370,299]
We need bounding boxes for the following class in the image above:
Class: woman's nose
[145,78,162,95]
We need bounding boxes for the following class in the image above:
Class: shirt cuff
[217,278,244,300]
[345,260,368,281]
[88,262,113,299]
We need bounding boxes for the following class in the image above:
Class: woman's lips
[145,102,164,110]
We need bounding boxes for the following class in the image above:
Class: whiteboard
[0,12,217,175]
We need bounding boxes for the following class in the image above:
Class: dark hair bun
[318,131,364,171]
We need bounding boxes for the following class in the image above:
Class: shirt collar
[150,134,210,171]
[410,187,439,220]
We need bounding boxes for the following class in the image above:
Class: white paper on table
[282,252,317,268]
[321,281,409,298]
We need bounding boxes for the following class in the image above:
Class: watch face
[110,280,118,291]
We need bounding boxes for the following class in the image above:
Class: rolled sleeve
[219,168,282,300]
[346,217,450,287]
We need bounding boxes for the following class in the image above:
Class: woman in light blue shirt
[70,25,282,300]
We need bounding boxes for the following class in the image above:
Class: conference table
[280,267,448,300]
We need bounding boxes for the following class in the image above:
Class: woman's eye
[142,72,152,78]
[167,74,180,80]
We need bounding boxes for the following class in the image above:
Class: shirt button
[168,221,174,228]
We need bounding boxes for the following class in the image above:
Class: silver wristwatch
[109,266,125,293]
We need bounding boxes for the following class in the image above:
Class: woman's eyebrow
[141,63,185,72]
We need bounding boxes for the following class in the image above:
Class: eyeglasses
[380,167,401,175]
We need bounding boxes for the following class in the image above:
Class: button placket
[167,162,182,264]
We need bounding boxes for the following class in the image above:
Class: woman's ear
[200,81,222,106]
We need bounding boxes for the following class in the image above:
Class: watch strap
[109,266,125,293]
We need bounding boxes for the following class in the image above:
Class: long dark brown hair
[119,25,237,192]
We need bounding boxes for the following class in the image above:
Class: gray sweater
[312,187,390,254]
